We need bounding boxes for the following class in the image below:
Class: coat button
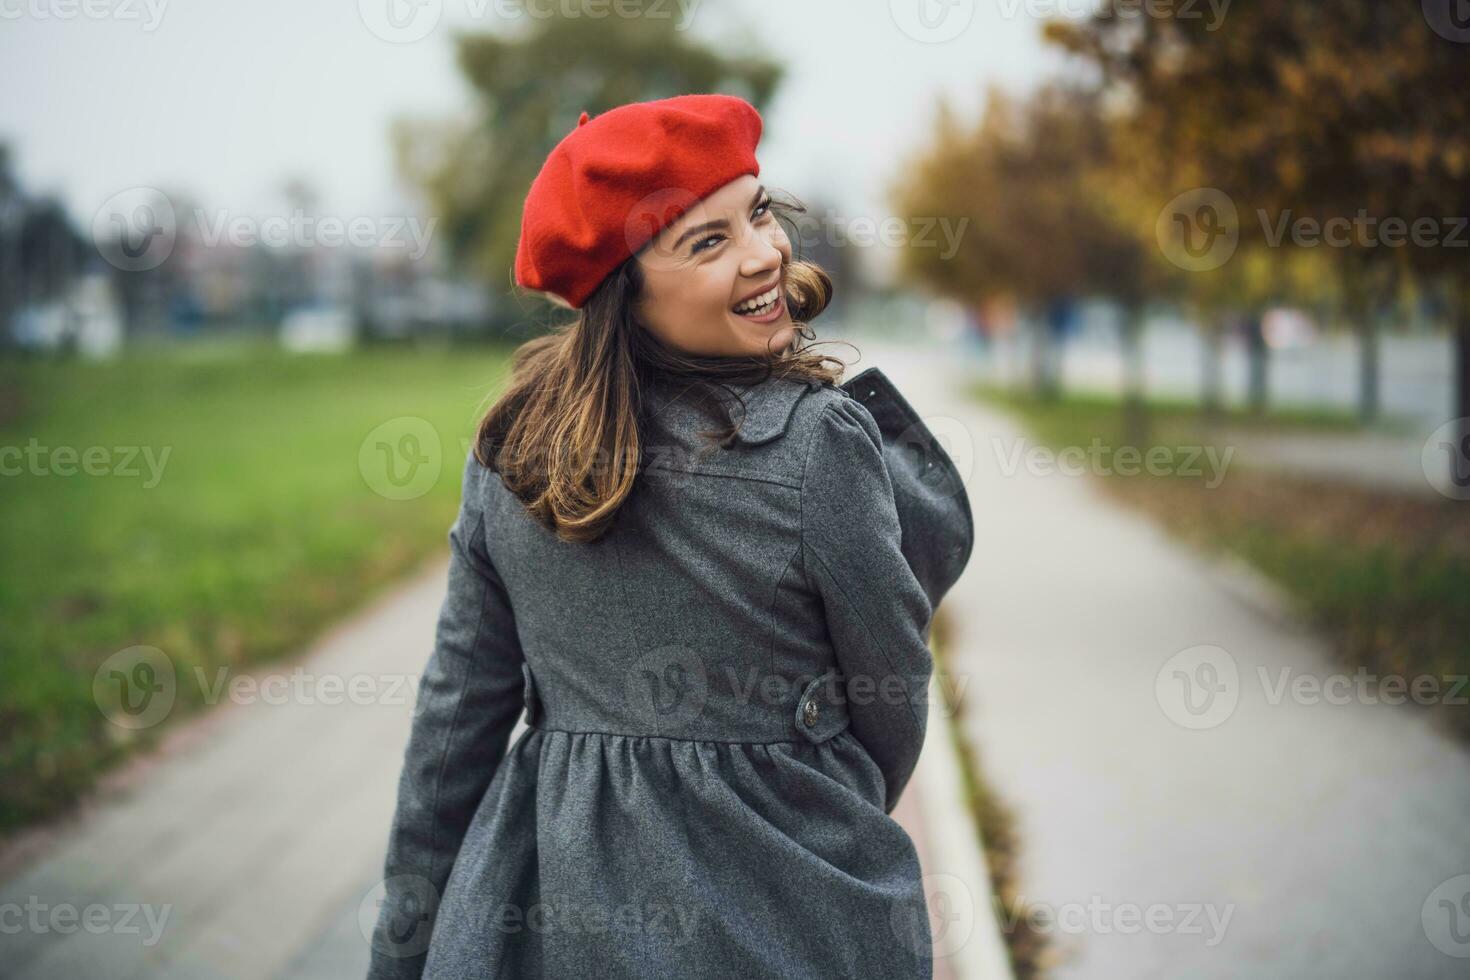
[803,697,819,728]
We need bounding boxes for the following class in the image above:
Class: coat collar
[645,374,822,446]
[716,376,824,445]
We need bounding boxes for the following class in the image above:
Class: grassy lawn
[972,382,1470,742]
[0,342,516,836]
[973,381,1377,445]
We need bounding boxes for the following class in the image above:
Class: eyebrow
[671,185,768,251]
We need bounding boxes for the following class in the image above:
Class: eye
[691,199,774,254]
[691,233,725,254]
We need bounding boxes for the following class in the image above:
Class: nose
[738,228,787,281]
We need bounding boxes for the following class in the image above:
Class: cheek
[763,223,793,263]
[693,266,739,318]
[641,269,729,337]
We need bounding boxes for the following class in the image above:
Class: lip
[731,278,782,309]
[732,291,786,323]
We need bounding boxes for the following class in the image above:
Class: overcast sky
[2,0,1068,264]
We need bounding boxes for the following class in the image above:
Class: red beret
[513,93,764,309]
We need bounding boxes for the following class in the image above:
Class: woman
[367,93,974,980]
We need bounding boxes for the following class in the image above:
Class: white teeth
[734,287,779,314]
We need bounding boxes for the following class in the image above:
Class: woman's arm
[800,398,936,815]
[367,451,527,980]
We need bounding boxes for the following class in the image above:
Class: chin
[763,323,796,355]
[724,311,791,350]
[728,322,792,357]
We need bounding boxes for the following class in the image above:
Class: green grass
[974,381,1470,741]
[0,342,516,835]
[973,381,1380,450]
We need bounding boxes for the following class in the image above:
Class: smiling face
[632,174,796,358]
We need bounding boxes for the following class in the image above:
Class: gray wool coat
[366,365,975,980]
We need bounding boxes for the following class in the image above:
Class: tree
[390,3,783,333]
[892,83,1155,438]
[1048,2,1470,450]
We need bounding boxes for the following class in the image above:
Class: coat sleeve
[800,398,935,815]
[367,451,527,980]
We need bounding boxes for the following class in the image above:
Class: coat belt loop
[794,668,849,744]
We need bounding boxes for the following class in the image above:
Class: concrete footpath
[0,535,1005,975]
[860,340,1470,979]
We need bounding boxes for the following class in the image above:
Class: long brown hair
[474,192,847,544]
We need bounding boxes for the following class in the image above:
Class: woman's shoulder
[782,366,904,453]
[783,381,874,454]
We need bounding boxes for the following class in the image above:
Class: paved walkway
[1,533,997,977]
[859,339,1470,979]
[0,568,442,980]
[1212,427,1450,499]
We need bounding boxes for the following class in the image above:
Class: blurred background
[2,2,1469,978]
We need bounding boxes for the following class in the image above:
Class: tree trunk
[1344,258,1387,425]
[1455,282,1470,492]
[1245,310,1269,414]
[1357,316,1380,424]
[1200,310,1223,422]
[1029,314,1051,399]
[1121,302,1149,448]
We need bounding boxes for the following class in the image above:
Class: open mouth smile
[731,286,785,322]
